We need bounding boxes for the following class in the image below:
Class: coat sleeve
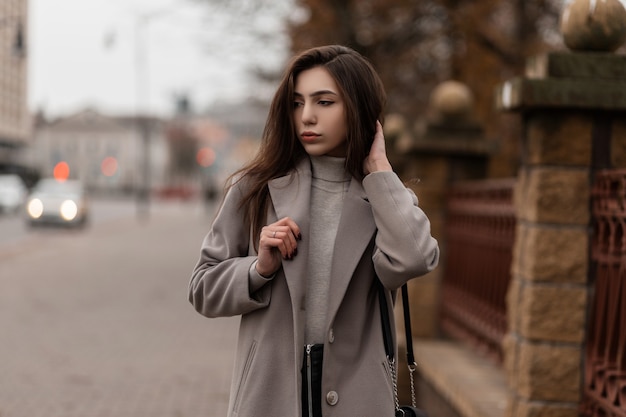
[362,171,440,290]
[188,183,271,318]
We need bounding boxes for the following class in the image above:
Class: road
[0,198,239,417]
[0,197,146,248]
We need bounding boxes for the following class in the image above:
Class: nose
[301,103,316,125]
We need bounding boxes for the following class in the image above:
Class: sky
[28,0,296,118]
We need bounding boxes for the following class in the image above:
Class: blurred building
[201,100,268,185]
[27,99,268,198]
[159,100,268,201]
[0,0,30,176]
[32,108,167,195]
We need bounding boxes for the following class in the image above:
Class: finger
[376,120,383,135]
[260,226,283,251]
[374,121,385,147]
[376,121,384,140]
[281,217,302,241]
[283,220,301,258]
[267,230,290,259]
[263,227,295,259]
[265,218,301,257]
[277,236,294,259]
[276,228,298,259]
[274,217,301,244]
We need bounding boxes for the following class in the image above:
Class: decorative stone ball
[382,113,413,153]
[560,0,626,52]
[383,113,407,139]
[429,81,474,123]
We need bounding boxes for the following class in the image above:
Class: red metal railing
[440,178,516,364]
[582,169,626,417]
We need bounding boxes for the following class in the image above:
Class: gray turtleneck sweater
[305,155,351,344]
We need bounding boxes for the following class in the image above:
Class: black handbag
[378,280,429,417]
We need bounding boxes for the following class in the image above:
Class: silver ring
[272,231,276,238]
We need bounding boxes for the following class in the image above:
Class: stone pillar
[496,50,626,417]
[388,80,495,338]
[390,81,495,405]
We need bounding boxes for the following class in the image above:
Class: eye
[318,100,334,106]
[293,101,304,109]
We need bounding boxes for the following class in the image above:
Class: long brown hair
[229,45,387,246]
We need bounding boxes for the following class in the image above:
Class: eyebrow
[294,90,338,98]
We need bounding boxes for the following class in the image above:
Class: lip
[300,131,320,143]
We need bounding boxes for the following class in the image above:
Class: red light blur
[196,147,216,167]
[101,157,118,177]
[53,161,70,182]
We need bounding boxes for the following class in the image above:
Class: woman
[189,45,439,417]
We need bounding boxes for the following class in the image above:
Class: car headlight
[60,200,78,221]
[27,198,44,219]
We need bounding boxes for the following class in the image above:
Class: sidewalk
[0,200,238,417]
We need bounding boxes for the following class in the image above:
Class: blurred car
[26,178,89,227]
[0,174,28,214]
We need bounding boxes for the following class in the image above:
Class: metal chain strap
[388,356,400,412]
[408,361,417,408]
[389,356,421,414]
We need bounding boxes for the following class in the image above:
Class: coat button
[328,328,335,343]
[326,390,339,405]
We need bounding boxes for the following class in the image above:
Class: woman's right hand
[256,216,301,277]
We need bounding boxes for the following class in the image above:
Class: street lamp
[134,12,151,220]
[132,7,185,220]
[105,6,197,219]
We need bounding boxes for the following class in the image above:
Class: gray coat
[189,157,439,417]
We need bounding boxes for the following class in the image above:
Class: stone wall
[497,51,626,417]
[395,49,626,417]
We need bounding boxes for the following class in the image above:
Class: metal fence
[582,169,626,417]
[440,178,516,364]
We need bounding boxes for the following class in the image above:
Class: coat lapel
[327,177,377,321]
[268,158,312,325]
[269,161,377,340]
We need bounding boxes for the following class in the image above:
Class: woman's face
[293,66,348,158]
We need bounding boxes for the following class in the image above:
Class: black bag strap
[377,279,396,360]
[379,280,425,416]
[378,280,414,367]
[401,284,416,366]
